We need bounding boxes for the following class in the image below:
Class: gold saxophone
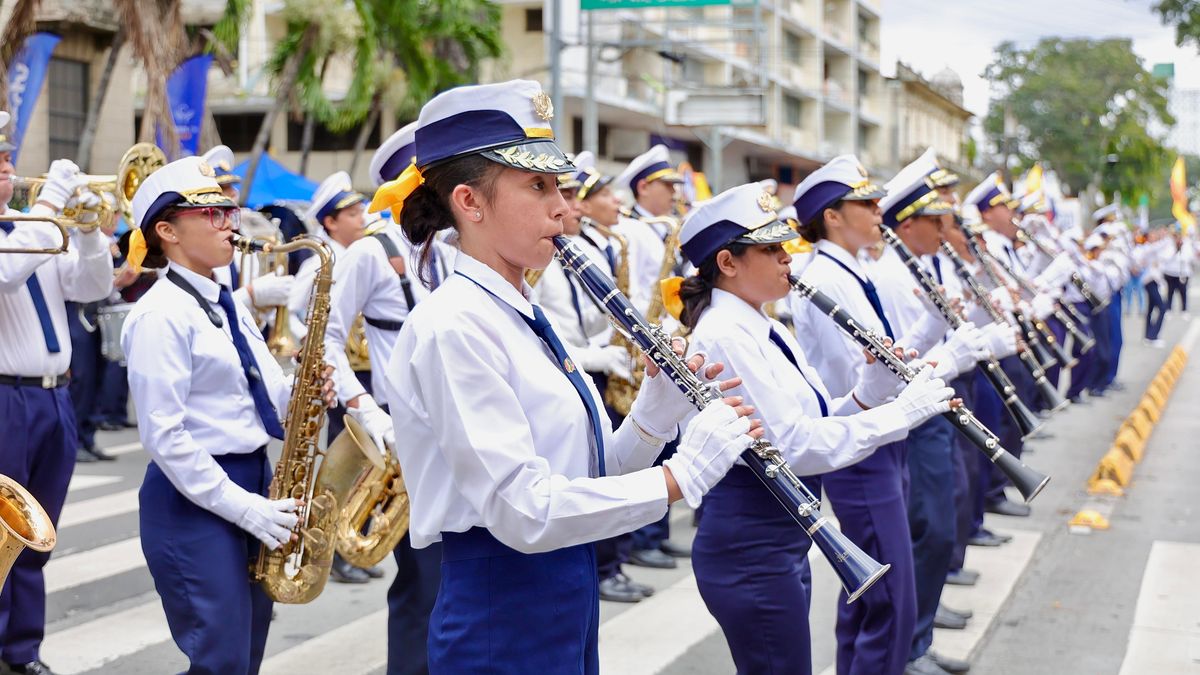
[0,475,55,588]
[605,215,681,416]
[238,235,378,604]
[344,315,372,372]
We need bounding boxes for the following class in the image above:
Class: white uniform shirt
[383,252,670,552]
[324,222,454,406]
[789,240,886,398]
[0,206,113,376]
[288,233,347,334]
[690,289,908,474]
[122,262,291,511]
[1162,240,1195,278]
[612,212,666,315]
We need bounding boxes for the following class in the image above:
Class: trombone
[0,213,94,255]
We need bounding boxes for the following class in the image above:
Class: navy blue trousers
[428,528,599,674]
[971,370,1004,524]
[1044,317,1067,389]
[693,466,819,675]
[948,374,976,572]
[822,440,914,675]
[387,534,442,675]
[1103,292,1124,387]
[1086,304,1113,394]
[594,383,633,583]
[0,384,76,664]
[1146,280,1167,342]
[67,302,102,449]
[631,438,677,552]
[1066,302,1097,400]
[95,359,130,425]
[983,358,1029,505]
[139,450,273,675]
[905,416,956,661]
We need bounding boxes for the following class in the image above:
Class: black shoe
[928,650,971,673]
[905,654,951,675]
[6,661,57,675]
[599,576,644,603]
[628,548,677,569]
[96,421,124,432]
[659,540,691,558]
[934,606,968,630]
[939,602,973,620]
[361,564,385,579]
[330,556,370,584]
[980,528,1013,543]
[1108,382,1126,392]
[985,500,1031,517]
[945,568,979,586]
[615,572,654,597]
[75,447,97,463]
[86,445,117,461]
[967,532,1005,547]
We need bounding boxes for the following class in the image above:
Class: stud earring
[474,211,482,220]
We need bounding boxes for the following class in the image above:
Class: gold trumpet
[0,474,56,588]
[0,213,95,255]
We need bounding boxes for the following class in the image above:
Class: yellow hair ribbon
[369,161,424,216]
[127,227,149,273]
[660,276,685,321]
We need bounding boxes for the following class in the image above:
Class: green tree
[982,38,1173,203]
[1152,0,1200,48]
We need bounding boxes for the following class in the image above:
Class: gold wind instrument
[265,242,299,363]
[0,475,55,588]
[237,234,380,604]
[333,415,410,567]
[0,214,96,255]
[12,143,166,229]
[344,315,372,372]
[606,214,681,416]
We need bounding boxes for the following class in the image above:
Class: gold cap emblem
[757,190,774,212]
[532,91,554,122]
[197,161,215,178]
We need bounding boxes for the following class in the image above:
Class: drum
[97,303,134,365]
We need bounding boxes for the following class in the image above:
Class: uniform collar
[453,251,536,320]
[709,287,771,339]
[815,239,867,276]
[169,261,223,303]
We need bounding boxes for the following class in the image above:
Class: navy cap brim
[480,139,575,174]
[733,219,799,246]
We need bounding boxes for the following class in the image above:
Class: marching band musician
[1133,227,1174,346]
[532,155,655,603]
[120,157,335,675]
[201,144,243,202]
[675,182,956,675]
[0,110,113,675]
[369,79,760,672]
[322,122,449,673]
[1093,207,1134,389]
[291,171,368,340]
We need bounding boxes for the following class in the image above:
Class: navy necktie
[0,221,60,352]
[229,262,240,289]
[768,328,828,417]
[931,255,944,285]
[523,305,606,477]
[429,248,442,290]
[818,250,894,339]
[215,286,285,439]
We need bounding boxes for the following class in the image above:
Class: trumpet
[0,213,96,255]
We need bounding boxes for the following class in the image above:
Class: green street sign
[582,0,731,9]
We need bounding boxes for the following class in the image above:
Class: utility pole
[549,0,564,139]
[584,13,598,153]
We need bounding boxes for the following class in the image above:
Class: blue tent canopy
[231,154,318,209]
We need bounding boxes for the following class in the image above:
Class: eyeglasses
[171,206,240,231]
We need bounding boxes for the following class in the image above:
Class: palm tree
[115,0,187,156]
[0,0,42,107]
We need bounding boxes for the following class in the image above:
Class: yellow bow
[127,227,148,273]
[369,161,424,216]
[660,276,684,321]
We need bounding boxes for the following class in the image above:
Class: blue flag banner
[158,53,212,157]
[7,32,61,165]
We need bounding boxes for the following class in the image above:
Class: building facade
[883,62,973,181]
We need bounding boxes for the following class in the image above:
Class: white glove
[853,358,904,408]
[576,345,632,382]
[38,159,85,210]
[983,322,1018,359]
[249,273,296,307]
[662,403,753,508]
[889,365,955,427]
[946,322,990,368]
[347,394,395,457]
[1030,293,1056,321]
[237,496,301,550]
[627,341,716,439]
[67,188,103,226]
[989,286,1014,312]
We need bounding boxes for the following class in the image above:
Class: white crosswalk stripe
[1119,540,1200,675]
[41,600,172,675]
[44,537,145,593]
[58,488,139,528]
[67,474,121,492]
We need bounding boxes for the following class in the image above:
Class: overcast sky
[879,0,1200,119]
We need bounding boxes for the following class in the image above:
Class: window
[570,116,610,156]
[47,58,89,161]
[286,117,381,152]
[785,95,803,128]
[785,32,803,65]
[214,112,266,152]
[525,8,543,32]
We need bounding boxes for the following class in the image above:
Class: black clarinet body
[552,236,890,602]
[877,227,1044,438]
[790,276,1050,503]
[979,248,1086,365]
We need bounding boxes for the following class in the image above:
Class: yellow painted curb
[1124,411,1153,441]
[1093,448,1134,486]
[1113,428,1145,461]
[1145,387,1168,409]
[1070,509,1112,528]
[1138,398,1161,422]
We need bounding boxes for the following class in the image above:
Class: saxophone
[333,415,411,567]
[605,215,681,416]
[236,235,379,604]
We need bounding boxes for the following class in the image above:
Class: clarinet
[877,227,1043,439]
[963,235,1060,371]
[789,276,1051,503]
[1016,229,1106,320]
[980,247,1090,363]
[552,236,889,602]
[940,242,1069,414]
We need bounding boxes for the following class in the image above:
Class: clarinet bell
[1036,375,1071,414]
[994,451,1051,503]
[810,521,891,604]
[1007,395,1044,439]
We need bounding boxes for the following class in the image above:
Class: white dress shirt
[383,252,671,552]
[871,246,952,356]
[324,222,454,406]
[1163,240,1195,278]
[0,205,113,376]
[612,213,665,315]
[690,289,908,475]
[789,240,887,399]
[530,231,613,351]
[288,232,347,335]
[122,262,291,513]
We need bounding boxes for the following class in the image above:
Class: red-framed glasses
[171,206,241,230]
